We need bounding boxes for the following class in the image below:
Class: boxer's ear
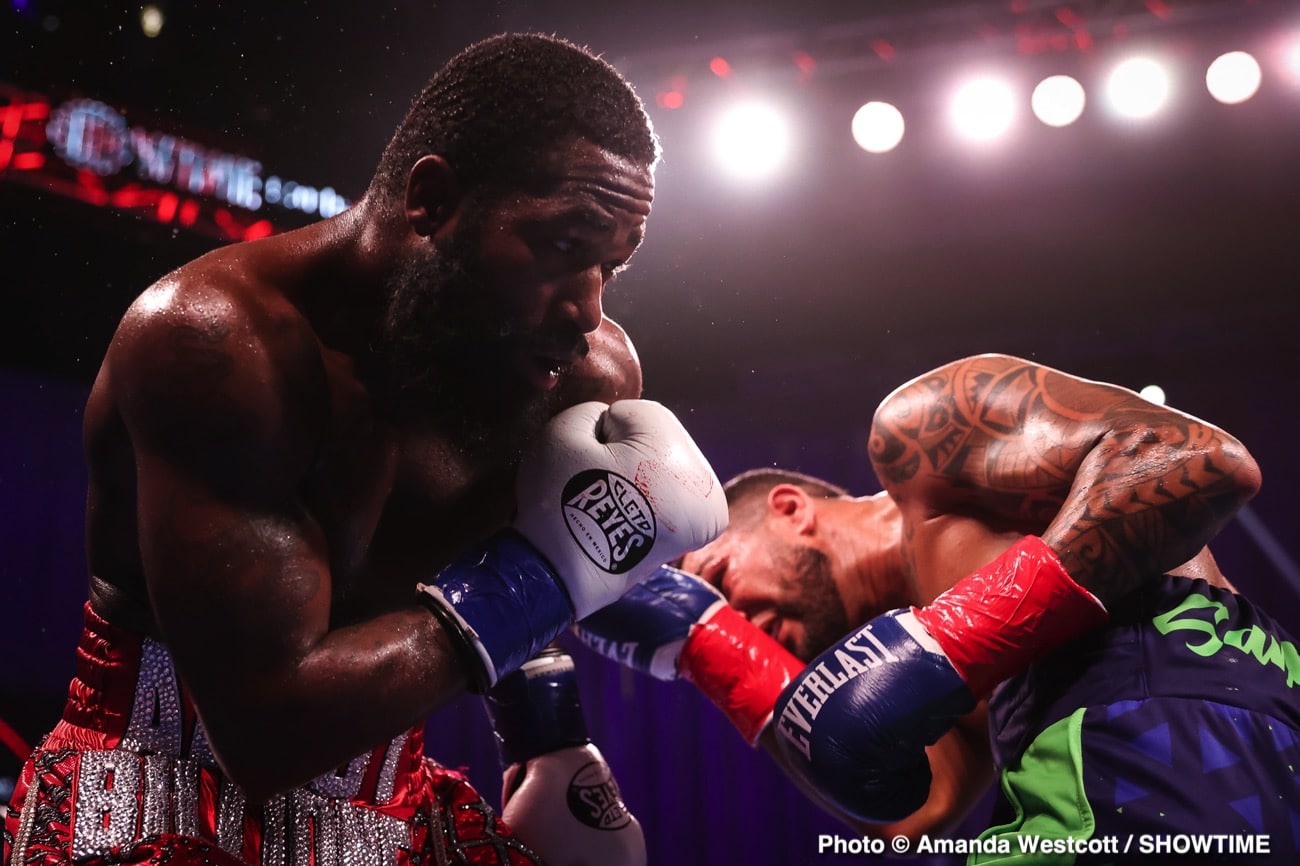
[768,484,816,535]
[404,155,460,236]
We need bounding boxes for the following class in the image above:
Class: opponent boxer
[3,33,727,866]
[580,354,1299,862]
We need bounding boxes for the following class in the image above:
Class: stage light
[1139,384,1167,405]
[1031,75,1086,127]
[1284,38,1300,88]
[140,5,164,38]
[1106,56,1170,119]
[710,101,791,181]
[657,90,685,110]
[1206,51,1261,105]
[792,51,817,80]
[949,76,1017,143]
[850,101,904,153]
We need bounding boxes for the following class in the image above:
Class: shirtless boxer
[2,33,727,866]
[580,353,1297,863]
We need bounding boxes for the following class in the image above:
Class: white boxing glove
[501,743,647,866]
[486,646,646,866]
[513,399,727,619]
[418,399,726,690]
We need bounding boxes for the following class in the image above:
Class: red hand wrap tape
[679,604,805,744]
[912,535,1109,698]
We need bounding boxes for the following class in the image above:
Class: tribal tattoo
[870,355,1260,604]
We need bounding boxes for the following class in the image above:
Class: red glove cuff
[679,604,805,745]
[911,535,1109,698]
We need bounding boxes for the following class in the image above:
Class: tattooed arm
[754,353,1261,832]
[105,279,468,802]
[869,353,1261,606]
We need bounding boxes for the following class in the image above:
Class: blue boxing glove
[417,400,727,692]
[771,537,1108,822]
[576,564,727,680]
[771,609,974,822]
[577,565,804,744]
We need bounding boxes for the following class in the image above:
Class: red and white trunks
[2,605,543,866]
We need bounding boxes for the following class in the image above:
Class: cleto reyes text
[563,472,655,570]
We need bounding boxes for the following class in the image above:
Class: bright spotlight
[949,76,1017,143]
[1206,51,1262,104]
[140,4,164,38]
[1031,75,1086,127]
[1139,384,1167,405]
[851,101,905,153]
[1285,38,1300,88]
[711,101,792,181]
[1106,56,1170,119]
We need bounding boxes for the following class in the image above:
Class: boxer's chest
[301,395,515,624]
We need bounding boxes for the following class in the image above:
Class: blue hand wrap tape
[422,530,575,691]
[485,647,590,766]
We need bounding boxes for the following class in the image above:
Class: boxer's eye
[704,560,728,592]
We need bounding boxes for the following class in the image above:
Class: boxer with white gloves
[485,645,646,866]
[6,33,694,866]
[420,398,727,692]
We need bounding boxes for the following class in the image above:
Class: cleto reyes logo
[566,761,633,830]
[562,470,656,574]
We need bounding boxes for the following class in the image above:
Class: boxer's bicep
[869,354,1110,521]
[111,296,332,714]
[931,355,1258,596]
[134,454,333,703]
[107,300,475,799]
[872,352,1260,604]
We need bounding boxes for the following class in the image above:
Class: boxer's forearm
[869,354,1261,608]
[186,606,467,803]
[1041,413,1259,606]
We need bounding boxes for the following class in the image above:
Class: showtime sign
[1,84,351,242]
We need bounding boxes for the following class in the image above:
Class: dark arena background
[3,1,1299,864]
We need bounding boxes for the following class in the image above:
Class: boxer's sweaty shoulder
[868,354,1080,602]
[83,236,398,634]
[84,233,518,635]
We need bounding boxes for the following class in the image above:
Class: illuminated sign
[1,84,352,242]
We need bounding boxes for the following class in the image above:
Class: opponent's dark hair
[723,468,851,529]
[369,33,659,202]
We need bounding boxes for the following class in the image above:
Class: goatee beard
[377,233,559,463]
[786,545,849,661]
